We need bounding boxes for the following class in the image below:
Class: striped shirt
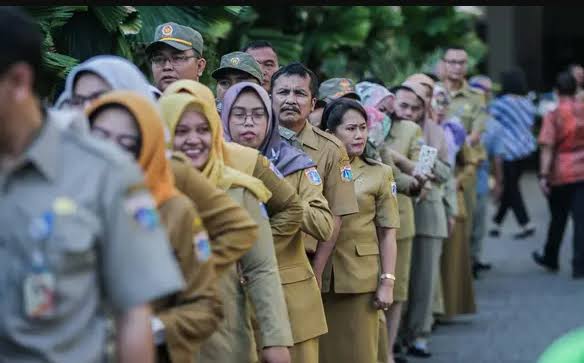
[489,95,537,161]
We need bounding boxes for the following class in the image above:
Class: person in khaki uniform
[271,62,359,281]
[315,98,399,363]
[86,91,222,363]
[442,47,488,245]
[221,82,335,362]
[163,80,305,254]
[160,89,294,363]
[398,80,451,357]
[170,152,259,277]
[378,85,426,362]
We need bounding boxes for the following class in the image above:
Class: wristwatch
[380,273,396,281]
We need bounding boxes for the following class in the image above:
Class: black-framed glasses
[150,54,196,67]
[230,108,268,125]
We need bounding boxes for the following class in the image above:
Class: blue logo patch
[305,167,322,185]
[391,181,397,197]
[134,208,160,230]
[194,231,211,262]
[341,165,353,182]
[268,160,284,179]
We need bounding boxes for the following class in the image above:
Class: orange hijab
[86,91,178,207]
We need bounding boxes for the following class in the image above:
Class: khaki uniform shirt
[199,188,293,363]
[414,120,450,239]
[155,195,222,363]
[277,168,333,343]
[292,122,359,217]
[170,154,258,277]
[380,120,424,240]
[0,118,183,362]
[322,157,400,293]
[447,81,489,163]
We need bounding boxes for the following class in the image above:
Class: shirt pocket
[279,264,314,285]
[50,208,100,275]
[355,243,380,257]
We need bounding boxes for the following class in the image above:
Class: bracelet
[380,273,396,281]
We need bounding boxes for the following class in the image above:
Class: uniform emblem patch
[391,181,397,197]
[162,24,173,36]
[230,57,240,66]
[194,231,211,262]
[305,167,322,185]
[340,165,353,182]
[124,190,160,230]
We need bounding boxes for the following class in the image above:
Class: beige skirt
[320,292,379,363]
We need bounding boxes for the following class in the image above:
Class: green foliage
[27,5,486,100]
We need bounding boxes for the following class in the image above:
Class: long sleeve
[290,169,334,242]
[156,197,223,363]
[240,190,294,348]
[253,155,304,246]
[171,156,258,277]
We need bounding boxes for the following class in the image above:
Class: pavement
[409,172,584,363]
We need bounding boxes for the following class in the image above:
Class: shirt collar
[297,120,319,150]
[449,80,470,98]
[23,117,61,182]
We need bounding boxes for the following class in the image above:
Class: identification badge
[340,165,353,182]
[24,270,56,319]
[23,251,55,319]
[305,167,322,186]
[193,231,211,262]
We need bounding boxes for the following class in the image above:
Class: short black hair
[242,40,276,53]
[501,69,528,95]
[389,85,416,96]
[320,97,367,132]
[270,62,319,98]
[0,7,43,89]
[556,71,577,96]
[442,45,466,59]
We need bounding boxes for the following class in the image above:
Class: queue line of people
[1,7,497,363]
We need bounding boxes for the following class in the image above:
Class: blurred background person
[488,69,537,240]
[534,71,584,280]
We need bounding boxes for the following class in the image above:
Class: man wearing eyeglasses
[146,22,207,92]
[442,46,488,273]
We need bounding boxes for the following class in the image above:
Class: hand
[262,346,291,363]
[417,187,430,202]
[374,281,394,311]
[539,176,550,196]
[425,171,436,182]
[448,217,456,237]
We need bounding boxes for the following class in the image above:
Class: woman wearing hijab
[85,91,222,363]
[430,86,477,322]
[55,54,261,282]
[221,82,334,362]
[162,79,305,276]
[56,55,157,109]
[159,89,293,363]
[317,98,399,363]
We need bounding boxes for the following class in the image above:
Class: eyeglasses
[230,108,268,125]
[150,54,197,67]
[443,59,467,67]
[64,91,107,108]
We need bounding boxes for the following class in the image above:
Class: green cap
[145,22,204,56]
[211,51,263,84]
[319,78,361,103]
